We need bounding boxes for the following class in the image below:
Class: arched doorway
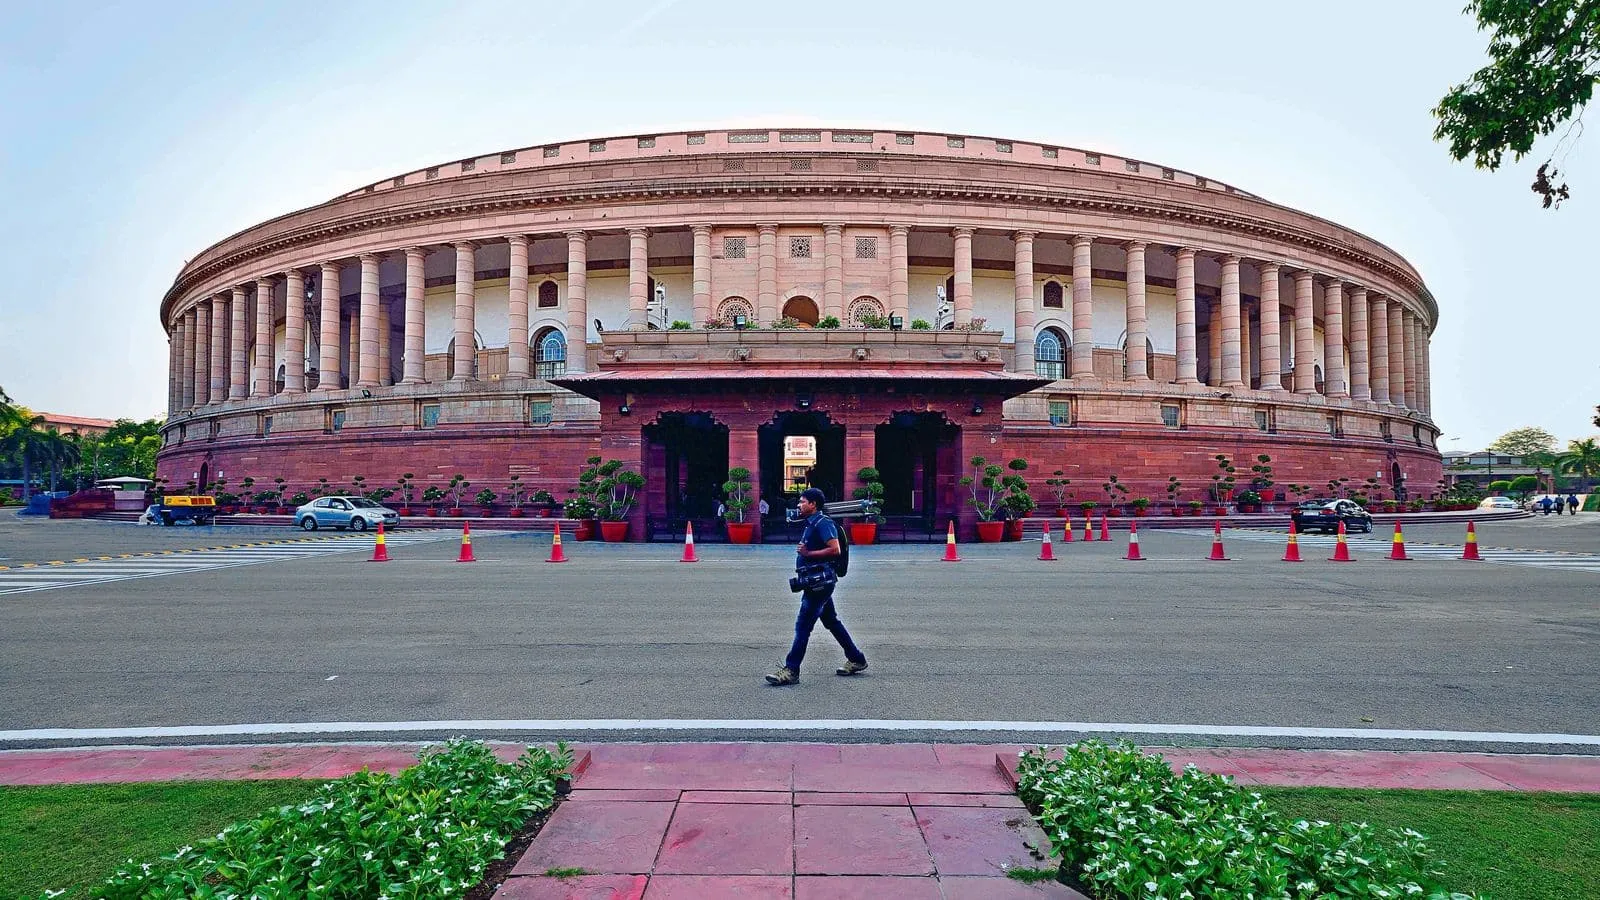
[759,411,844,529]
[875,412,960,523]
[642,412,730,539]
[782,296,819,326]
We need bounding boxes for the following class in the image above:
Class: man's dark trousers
[785,583,866,673]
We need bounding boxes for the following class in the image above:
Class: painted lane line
[2,719,1597,746]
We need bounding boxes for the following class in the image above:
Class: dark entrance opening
[197,462,210,493]
[642,412,729,541]
[758,411,844,538]
[876,412,961,526]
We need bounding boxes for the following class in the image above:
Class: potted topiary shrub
[849,467,885,545]
[1250,455,1276,503]
[1166,476,1183,516]
[722,466,756,544]
[271,477,288,512]
[238,478,257,512]
[421,485,445,516]
[1102,474,1129,516]
[396,473,416,515]
[475,487,498,517]
[446,474,469,517]
[595,460,644,541]
[1130,497,1151,517]
[959,456,1007,542]
[1045,471,1071,516]
[1000,459,1030,540]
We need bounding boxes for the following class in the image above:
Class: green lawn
[1260,787,1600,900]
[0,779,324,899]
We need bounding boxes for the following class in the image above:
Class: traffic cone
[1282,521,1302,562]
[941,520,961,562]
[1207,520,1229,560]
[456,521,476,562]
[1462,521,1482,561]
[369,521,389,562]
[1099,514,1110,542]
[548,522,567,563]
[680,521,699,563]
[1124,521,1144,560]
[1082,515,1095,542]
[1061,514,1073,542]
[1329,520,1354,562]
[1038,524,1056,561]
[1389,522,1410,560]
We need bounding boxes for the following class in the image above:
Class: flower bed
[1014,741,1475,899]
[85,739,570,899]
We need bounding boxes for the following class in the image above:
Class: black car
[1290,498,1373,534]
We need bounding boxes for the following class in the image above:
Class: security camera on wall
[654,284,666,304]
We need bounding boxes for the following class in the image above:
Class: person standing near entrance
[766,487,868,686]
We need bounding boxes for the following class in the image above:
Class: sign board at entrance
[783,436,817,459]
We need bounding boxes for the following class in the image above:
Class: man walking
[766,487,868,686]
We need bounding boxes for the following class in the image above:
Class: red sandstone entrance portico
[554,333,1045,541]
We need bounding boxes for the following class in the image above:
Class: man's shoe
[765,666,799,686]
[836,660,869,676]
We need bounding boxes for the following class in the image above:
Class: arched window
[275,363,286,394]
[782,296,819,326]
[534,328,567,379]
[1042,281,1064,309]
[1120,336,1155,380]
[716,296,753,325]
[537,281,559,308]
[1314,364,1325,394]
[1035,328,1068,380]
[847,296,884,325]
[445,334,483,380]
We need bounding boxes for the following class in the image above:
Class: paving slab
[680,790,792,804]
[512,800,676,875]
[577,761,792,792]
[1457,754,1600,792]
[654,802,793,875]
[938,875,1089,899]
[792,761,1010,794]
[793,875,942,898]
[641,875,793,898]
[795,805,934,875]
[794,791,908,806]
[907,792,1025,808]
[571,789,681,803]
[493,874,649,899]
[913,805,1053,877]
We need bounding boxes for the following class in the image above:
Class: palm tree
[0,415,52,502]
[1556,438,1600,491]
[42,429,81,493]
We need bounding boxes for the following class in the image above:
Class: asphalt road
[2,512,1596,753]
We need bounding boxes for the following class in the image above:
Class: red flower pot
[600,521,629,542]
[1133,507,1149,517]
[1003,520,1024,541]
[976,521,1005,542]
[848,521,878,545]
[425,508,439,517]
[509,508,524,517]
[399,508,414,516]
[574,519,595,541]
[726,521,756,544]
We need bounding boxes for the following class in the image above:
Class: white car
[1478,496,1518,511]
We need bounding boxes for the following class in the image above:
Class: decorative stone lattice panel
[855,237,877,259]
[790,237,812,258]
[717,296,753,322]
[723,237,747,259]
[848,295,885,324]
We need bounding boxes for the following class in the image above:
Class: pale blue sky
[2,0,1595,451]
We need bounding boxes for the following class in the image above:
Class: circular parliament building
[157,126,1441,539]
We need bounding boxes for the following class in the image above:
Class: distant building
[1443,451,1544,489]
[35,413,116,437]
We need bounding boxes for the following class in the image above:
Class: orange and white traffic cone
[1038,524,1056,561]
[548,521,567,563]
[1099,514,1109,542]
[1082,515,1095,542]
[941,520,961,562]
[369,521,389,562]
[1207,520,1229,560]
[1389,522,1410,560]
[1124,521,1144,560]
[1061,514,1074,542]
[1462,521,1482,561]
[1282,521,1302,562]
[680,521,699,563]
[456,521,476,562]
[1329,520,1354,562]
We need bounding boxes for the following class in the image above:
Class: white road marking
[1,719,1596,746]
[1209,529,1600,574]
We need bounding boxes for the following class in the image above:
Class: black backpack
[830,515,850,578]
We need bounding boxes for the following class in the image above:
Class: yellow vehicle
[147,495,216,526]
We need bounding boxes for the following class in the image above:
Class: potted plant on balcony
[1130,497,1151,517]
[596,460,644,541]
[475,487,499,517]
[848,467,884,545]
[396,473,416,515]
[421,485,445,516]
[959,456,1007,542]
[1045,470,1071,516]
[445,475,469,517]
[722,466,756,544]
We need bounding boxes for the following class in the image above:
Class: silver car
[294,496,400,531]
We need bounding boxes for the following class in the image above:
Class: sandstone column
[1387,302,1406,407]
[1012,231,1036,374]
[889,226,910,322]
[1124,242,1149,381]
[453,242,476,380]
[1220,255,1243,388]
[1175,248,1198,384]
[357,254,381,387]
[253,277,274,397]
[1292,270,1316,394]
[1347,286,1371,400]
[1241,308,1253,386]
[691,226,712,326]
[209,295,227,403]
[1257,263,1283,391]
[1420,330,1431,415]
[1206,299,1223,387]
[401,250,426,384]
[167,327,179,415]
[180,309,196,409]
[377,300,392,386]
[318,262,341,391]
[1403,310,1419,411]
[565,232,589,374]
[1071,234,1094,377]
[757,225,778,323]
[228,286,248,400]
[953,227,974,327]
[284,270,306,394]
[824,224,844,321]
[1323,278,1347,398]
[1369,295,1391,405]
[193,305,210,407]
[507,235,530,378]
[628,228,649,330]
